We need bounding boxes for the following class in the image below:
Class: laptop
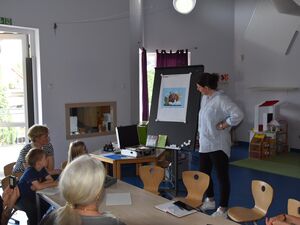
[116,125,155,156]
[115,125,140,149]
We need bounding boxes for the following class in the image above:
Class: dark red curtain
[156,49,188,68]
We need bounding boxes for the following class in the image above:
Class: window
[139,51,191,122]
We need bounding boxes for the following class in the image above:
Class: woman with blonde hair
[13,124,56,174]
[67,140,88,163]
[40,155,125,225]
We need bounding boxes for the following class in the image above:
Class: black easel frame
[147,65,204,195]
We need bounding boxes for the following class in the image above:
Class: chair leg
[164,162,174,189]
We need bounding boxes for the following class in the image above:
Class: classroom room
[1,0,300,225]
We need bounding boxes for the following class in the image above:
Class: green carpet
[230,152,300,179]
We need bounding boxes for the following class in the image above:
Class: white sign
[156,73,191,123]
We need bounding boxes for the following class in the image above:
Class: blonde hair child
[67,140,88,163]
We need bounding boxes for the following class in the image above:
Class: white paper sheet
[156,73,191,123]
[36,187,60,196]
[106,192,132,206]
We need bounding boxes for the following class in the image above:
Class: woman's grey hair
[55,155,105,225]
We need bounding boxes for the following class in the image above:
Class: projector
[121,148,143,158]
[121,147,155,158]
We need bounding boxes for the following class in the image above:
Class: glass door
[0,33,29,175]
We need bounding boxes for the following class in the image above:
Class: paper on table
[36,187,60,196]
[106,192,132,206]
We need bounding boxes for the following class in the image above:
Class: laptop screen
[116,125,140,149]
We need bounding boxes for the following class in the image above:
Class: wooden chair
[139,165,164,195]
[287,198,300,217]
[1,176,10,190]
[228,180,273,224]
[13,172,23,178]
[4,162,16,176]
[181,171,209,208]
[61,160,68,170]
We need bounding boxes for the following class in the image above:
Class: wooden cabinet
[249,120,288,159]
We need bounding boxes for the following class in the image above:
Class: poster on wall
[156,73,191,123]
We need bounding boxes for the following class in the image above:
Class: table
[90,148,165,179]
[37,180,239,225]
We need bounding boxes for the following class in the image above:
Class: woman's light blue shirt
[198,90,244,157]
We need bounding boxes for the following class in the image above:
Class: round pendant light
[173,0,197,14]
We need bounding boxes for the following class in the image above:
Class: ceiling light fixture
[173,0,197,14]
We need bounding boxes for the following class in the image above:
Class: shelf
[248,87,299,91]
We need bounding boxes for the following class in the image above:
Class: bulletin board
[147,65,204,151]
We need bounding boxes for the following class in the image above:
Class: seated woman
[13,125,56,175]
[67,140,88,163]
[40,155,126,225]
[0,186,20,225]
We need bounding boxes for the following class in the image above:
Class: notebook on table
[155,201,197,218]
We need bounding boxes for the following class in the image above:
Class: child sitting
[17,148,58,225]
[67,140,88,164]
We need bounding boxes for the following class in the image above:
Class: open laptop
[115,125,155,156]
[115,124,140,149]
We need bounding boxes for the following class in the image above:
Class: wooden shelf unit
[249,120,288,159]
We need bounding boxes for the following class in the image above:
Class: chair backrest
[252,180,274,214]
[14,172,23,178]
[1,174,23,191]
[288,198,300,217]
[139,165,164,195]
[1,176,10,191]
[4,162,16,176]
[61,160,68,170]
[182,171,209,208]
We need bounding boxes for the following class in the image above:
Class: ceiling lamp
[173,0,197,14]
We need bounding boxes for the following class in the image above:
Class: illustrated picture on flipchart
[156,73,191,123]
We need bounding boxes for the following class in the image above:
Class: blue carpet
[120,143,300,225]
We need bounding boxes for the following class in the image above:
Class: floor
[2,142,300,225]
[122,142,300,225]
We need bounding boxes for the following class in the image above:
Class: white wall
[0,0,131,166]
[144,0,234,77]
[234,0,300,149]
[144,0,300,149]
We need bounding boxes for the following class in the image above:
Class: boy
[17,148,58,225]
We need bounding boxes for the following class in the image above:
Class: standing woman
[196,73,244,217]
[13,125,55,174]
